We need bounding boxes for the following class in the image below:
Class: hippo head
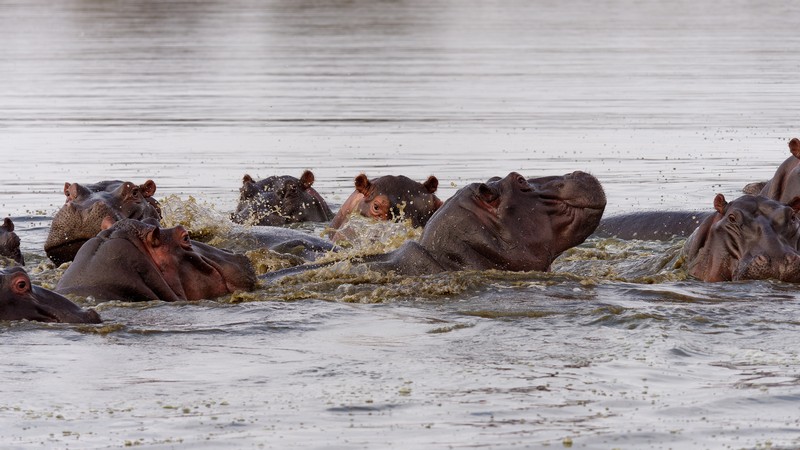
[0,218,24,266]
[45,180,161,265]
[232,171,333,226]
[417,171,606,272]
[683,194,800,282]
[1,267,101,323]
[330,174,443,234]
[759,138,800,203]
[56,219,256,302]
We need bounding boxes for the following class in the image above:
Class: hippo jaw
[733,252,800,282]
[45,202,115,265]
[531,171,607,253]
[29,285,102,324]
[176,241,257,300]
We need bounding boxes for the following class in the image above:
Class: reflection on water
[2,0,800,448]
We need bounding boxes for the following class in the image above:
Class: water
[2,0,800,448]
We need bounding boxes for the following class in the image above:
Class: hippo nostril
[786,253,800,265]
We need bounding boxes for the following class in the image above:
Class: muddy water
[2,0,800,448]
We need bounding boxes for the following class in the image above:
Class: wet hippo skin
[328,173,443,239]
[267,171,606,278]
[57,219,256,302]
[1,267,101,323]
[45,180,162,265]
[681,193,800,282]
[232,170,334,226]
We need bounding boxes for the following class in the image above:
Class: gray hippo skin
[682,194,800,282]
[57,219,256,302]
[45,180,162,265]
[1,267,101,323]
[594,211,713,240]
[328,173,443,238]
[267,171,606,279]
[232,170,334,226]
[758,137,800,203]
[0,218,24,266]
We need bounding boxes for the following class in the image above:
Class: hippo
[681,194,800,282]
[45,180,162,265]
[0,218,24,266]
[756,137,800,203]
[268,171,606,278]
[232,170,334,226]
[328,174,443,240]
[1,267,101,323]
[57,219,256,302]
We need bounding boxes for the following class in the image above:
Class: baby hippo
[232,170,333,226]
[57,219,256,302]
[1,267,101,323]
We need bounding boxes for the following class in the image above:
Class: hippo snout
[735,251,800,282]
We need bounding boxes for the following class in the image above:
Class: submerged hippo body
[1,267,101,323]
[57,219,256,302]
[682,194,800,282]
[232,170,334,226]
[269,171,606,278]
[328,174,443,239]
[594,211,713,240]
[0,218,24,266]
[45,180,162,265]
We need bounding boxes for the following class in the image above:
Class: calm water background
[2,0,800,448]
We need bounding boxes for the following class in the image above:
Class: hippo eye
[727,214,736,223]
[372,203,380,211]
[14,279,27,291]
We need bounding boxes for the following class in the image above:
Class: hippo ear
[787,196,800,213]
[789,138,800,159]
[713,193,727,214]
[477,183,500,207]
[2,217,13,232]
[299,170,315,190]
[147,227,162,248]
[64,182,89,201]
[355,174,371,195]
[140,180,157,198]
[423,176,438,194]
[242,174,254,184]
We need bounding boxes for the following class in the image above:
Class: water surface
[2,0,800,448]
